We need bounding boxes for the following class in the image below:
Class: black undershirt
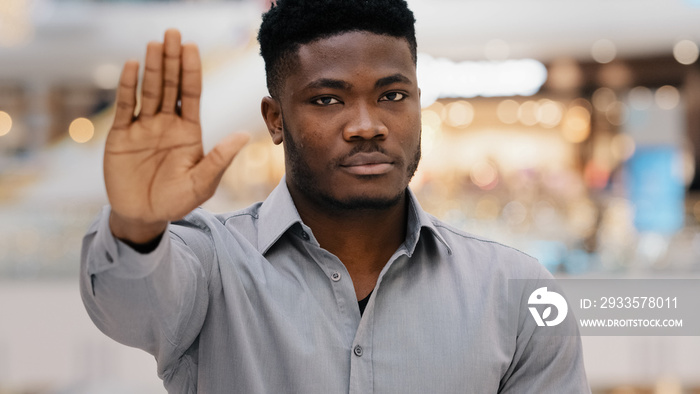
[358,291,373,316]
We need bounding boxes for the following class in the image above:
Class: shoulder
[169,203,263,233]
[156,204,266,278]
[426,214,548,280]
[215,202,264,226]
[167,202,264,250]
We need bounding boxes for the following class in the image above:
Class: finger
[113,60,139,130]
[191,133,250,199]
[180,43,202,124]
[140,41,163,117]
[160,28,182,114]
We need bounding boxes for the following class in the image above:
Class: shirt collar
[403,187,453,257]
[256,177,453,256]
[257,176,306,255]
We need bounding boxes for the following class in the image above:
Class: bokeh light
[561,105,591,143]
[444,101,474,128]
[605,101,628,126]
[475,195,500,220]
[536,99,563,128]
[610,133,636,162]
[417,54,548,103]
[592,87,616,112]
[503,201,527,226]
[655,85,680,110]
[421,109,442,131]
[496,99,519,124]
[546,57,583,92]
[0,110,12,136]
[420,112,442,155]
[583,160,610,189]
[591,39,617,64]
[673,40,699,65]
[470,160,499,190]
[517,100,538,126]
[597,62,633,89]
[570,98,593,113]
[427,101,446,120]
[69,117,95,143]
[0,0,35,47]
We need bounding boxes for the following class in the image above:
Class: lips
[340,152,395,175]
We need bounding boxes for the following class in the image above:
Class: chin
[321,189,405,211]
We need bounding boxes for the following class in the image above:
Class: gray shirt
[80,179,590,393]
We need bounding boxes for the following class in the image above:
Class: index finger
[180,43,202,124]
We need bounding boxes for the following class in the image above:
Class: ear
[261,96,284,145]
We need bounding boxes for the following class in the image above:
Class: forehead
[283,31,417,94]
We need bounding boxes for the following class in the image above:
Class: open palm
[105,29,248,243]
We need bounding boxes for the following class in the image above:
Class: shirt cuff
[87,206,171,280]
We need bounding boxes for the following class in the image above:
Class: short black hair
[257,0,417,97]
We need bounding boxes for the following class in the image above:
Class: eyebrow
[303,73,413,92]
[375,73,412,89]
[304,78,352,91]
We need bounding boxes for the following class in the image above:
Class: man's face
[272,31,421,211]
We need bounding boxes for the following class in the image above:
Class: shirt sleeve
[79,206,215,378]
[498,264,592,394]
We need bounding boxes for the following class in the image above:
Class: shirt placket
[349,314,374,394]
[349,249,410,394]
[299,223,414,394]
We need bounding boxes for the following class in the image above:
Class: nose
[342,101,388,141]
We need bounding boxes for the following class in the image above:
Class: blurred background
[1,0,700,393]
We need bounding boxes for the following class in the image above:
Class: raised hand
[105,29,249,244]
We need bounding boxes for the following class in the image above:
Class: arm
[80,29,247,370]
[80,207,215,368]
[499,268,591,394]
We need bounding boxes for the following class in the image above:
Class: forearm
[80,206,210,364]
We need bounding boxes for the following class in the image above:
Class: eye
[314,96,340,105]
[380,92,405,102]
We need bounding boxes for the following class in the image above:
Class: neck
[288,180,409,296]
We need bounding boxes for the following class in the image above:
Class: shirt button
[353,345,363,357]
[301,231,310,241]
[106,252,113,263]
[330,272,341,282]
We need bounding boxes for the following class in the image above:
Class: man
[81,0,590,392]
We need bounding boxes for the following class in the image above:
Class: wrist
[109,210,168,245]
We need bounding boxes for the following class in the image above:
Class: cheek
[296,132,322,154]
[399,119,421,149]
[299,120,337,151]
[291,129,336,172]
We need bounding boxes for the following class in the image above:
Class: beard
[282,121,421,212]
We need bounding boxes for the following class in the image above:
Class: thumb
[192,133,250,196]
